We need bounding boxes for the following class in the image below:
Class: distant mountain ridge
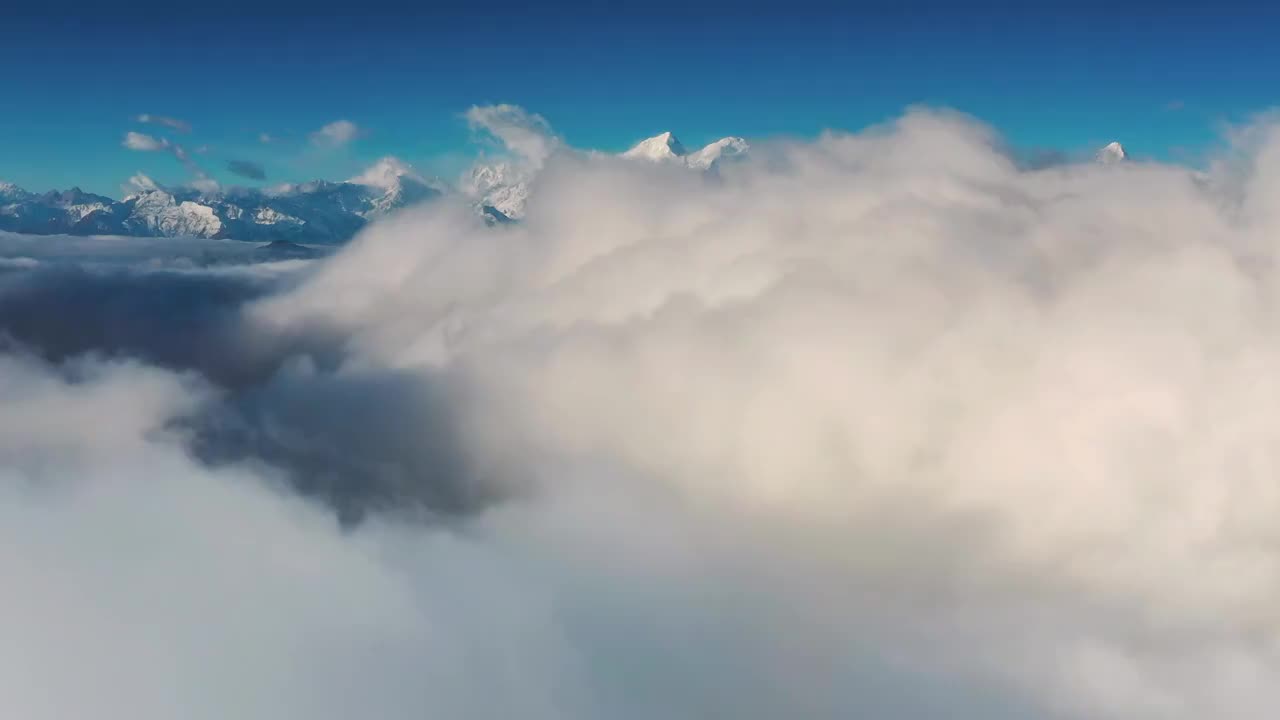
[6,136,1113,242]
[3,134,751,241]
[0,159,445,244]
[0,137,1126,240]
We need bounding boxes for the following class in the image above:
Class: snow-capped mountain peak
[685,136,749,170]
[348,156,425,190]
[623,132,689,162]
[463,160,533,221]
[6,125,750,239]
[0,181,33,202]
[2,167,441,243]
[1096,141,1127,164]
[125,190,224,238]
[620,133,749,171]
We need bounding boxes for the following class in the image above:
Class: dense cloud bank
[5,109,1280,718]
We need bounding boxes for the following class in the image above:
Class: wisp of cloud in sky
[9,106,1280,720]
[122,131,170,152]
[309,120,360,148]
[136,113,192,133]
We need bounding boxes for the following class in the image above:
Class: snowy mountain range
[0,159,444,244]
[465,132,750,221]
[1,138,1124,243]
[620,132,749,170]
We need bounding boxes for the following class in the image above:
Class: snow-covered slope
[39,188,114,220]
[685,136,750,169]
[621,131,689,162]
[622,132,750,171]
[124,191,223,238]
[0,182,34,203]
[464,161,532,220]
[349,157,443,218]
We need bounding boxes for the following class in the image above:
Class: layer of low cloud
[310,120,360,148]
[10,106,1280,719]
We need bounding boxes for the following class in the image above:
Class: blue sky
[3,0,1278,196]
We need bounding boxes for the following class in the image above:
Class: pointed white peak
[621,133,750,170]
[622,132,689,162]
[0,181,31,200]
[686,137,749,170]
[349,156,426,189]
[1096,141,1127,164]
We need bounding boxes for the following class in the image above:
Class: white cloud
[465,104,560,167]
[122,131,170,152]
[136,113,192,133]
[255,108,1280,718]
[187,176,220,194]
[13,107,1280,719]
[258,132,273,144]
[123,172,161,194]
[121,130,209,188]
[309,120,360,148]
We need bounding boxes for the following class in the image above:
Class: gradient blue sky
[3,0,1277,196]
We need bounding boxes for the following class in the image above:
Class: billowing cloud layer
[8,108,1280,719]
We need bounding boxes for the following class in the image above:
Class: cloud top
[12,105,1280,719]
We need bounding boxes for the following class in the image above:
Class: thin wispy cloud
[123,172,162,194]
[120,132,211,191]
[122,131,169,152]
[258,133,273,144]
[309,120,359,148]
[136,113,192,133]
